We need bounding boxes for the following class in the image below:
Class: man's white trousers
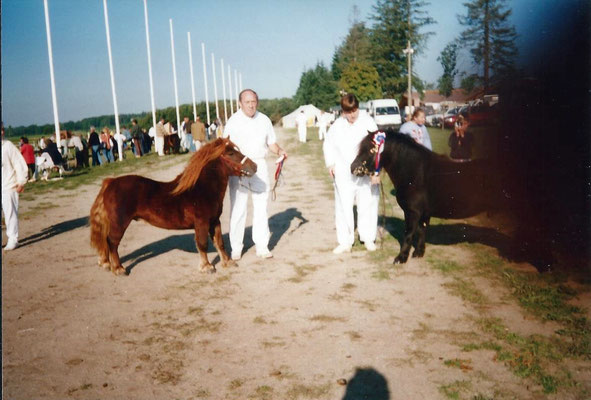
[318,125,327,141]
[333,172,379,246]
[154,136,165,156]
[298,126,307,143]
[228,160,270,255]
[2,190,19,241]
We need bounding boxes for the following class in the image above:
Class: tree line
[294,0,517,109]
[4,98,297,137]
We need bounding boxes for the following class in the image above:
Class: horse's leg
[107,220,131,276]
[210,219,236,268]
[395,209,420,264]
[195,224,216,273]
[412,215,430,258]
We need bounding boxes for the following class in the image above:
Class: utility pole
[402,0,414,117]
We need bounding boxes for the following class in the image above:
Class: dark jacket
[89,131,100,146]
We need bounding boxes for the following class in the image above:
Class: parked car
[443,107,461,129]
[467,102,498,126]
[368,99,403,129]
[425,107,443,128]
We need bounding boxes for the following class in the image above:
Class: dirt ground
[2,128,590,399]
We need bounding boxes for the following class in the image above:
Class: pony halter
[372,131,386,174]
[221,154,252,176]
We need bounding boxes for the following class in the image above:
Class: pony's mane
[171,138,228,195]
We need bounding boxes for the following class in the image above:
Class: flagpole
[234,69,239,110]
[187,32,197,121]
[102,0,122,161]
[201,43,211,127]
[239,72,243,93]
[227,64,234,115]
[142,0,156,131]
[42,0,61,146]
[211,53,220,122]
[169,19,180,135]
[220,58,228,123]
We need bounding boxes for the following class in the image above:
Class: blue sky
[1,0,562,127]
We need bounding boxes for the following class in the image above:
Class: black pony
[351,129,497,264]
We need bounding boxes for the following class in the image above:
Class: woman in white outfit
[323,94,380,254]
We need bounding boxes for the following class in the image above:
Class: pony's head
[351,130,387,177]
[171,138,257,195]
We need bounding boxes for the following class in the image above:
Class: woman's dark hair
[411,108,425,120]
[21,136,29,144]
[341,93,359,112]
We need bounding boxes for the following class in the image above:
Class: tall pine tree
[294,63,339,110]
[369,0,435,98]
[437,42,459,97]
[458,0,517,91]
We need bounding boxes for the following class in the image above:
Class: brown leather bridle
[220,153,252,176]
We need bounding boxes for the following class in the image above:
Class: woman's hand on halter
[370,173,381,185]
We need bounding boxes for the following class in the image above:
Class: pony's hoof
[224,260,238,268]
[412,251,424,258]
[394,255,408,264]
[100,262,111,270]
[200,265,216,274]
[112,266,127,276]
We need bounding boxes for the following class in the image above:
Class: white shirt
[323,112,378,171]
[2,139,28,191]
[223,109,276,159]
[296,113,307,127]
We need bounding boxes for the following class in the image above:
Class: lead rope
[379,179,387,250]
[271,155,285,201]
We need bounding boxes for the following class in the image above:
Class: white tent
[281,104,323,128]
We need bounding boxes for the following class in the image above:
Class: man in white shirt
[2,126,28,251]
[323,94,380,254]
[317,110,331,141]
[180,116,196,153]
[223,89,288,260]
[295,110,307,143]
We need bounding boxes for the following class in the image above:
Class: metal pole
[220,58,228,122]
[239,72,243,93]
[169,19,180,135]
[211,53,220,122]
[234,69,239,110]
[408,40,412,114]
[102,0,122,161]
[201,43,211,126]
[142,0,156,131]
[43,0,61,146]
[187,32,197,121]
[227,64,234,115]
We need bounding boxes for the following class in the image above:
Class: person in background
[142,128,152,155]
[323,93,380,254]
[155,117,167,156]
[223,88,288,260]
[2,126,28,250]
[180,116,196,153]
[100,128,114,163]
[317,110,330,141]
[296,110,307,143]
[399,108,432,150]
[130,119,143,158]
[19,137,36,181]
[38,136,47,150]
[193,116,206,151]
[448,114,475,161]
[88,126,102,166]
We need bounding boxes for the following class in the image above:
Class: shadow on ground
[18,216,89,247]
[342,367,390,400]
[121,207,308,274]
[384,215,554,272]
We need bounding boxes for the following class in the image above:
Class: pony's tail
[90,178,113,261]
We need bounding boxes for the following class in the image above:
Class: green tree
[331,16,373,81]
[437,42,459,97]
[294,62,339,110]
[458,0,517,90]
[339,61,382,101]
[369,0,435,98]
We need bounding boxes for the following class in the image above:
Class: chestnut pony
[90,138,257,275]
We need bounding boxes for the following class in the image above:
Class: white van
[368,99,402,129]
